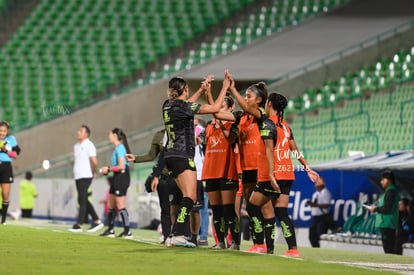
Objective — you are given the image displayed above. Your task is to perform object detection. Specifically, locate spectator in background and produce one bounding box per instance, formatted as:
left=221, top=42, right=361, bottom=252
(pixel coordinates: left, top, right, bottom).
left=19, top=171, right=38, bottom=218
left=395, top=198, right=410, bottom=255
left=369, top=170, right=400, bottom=254
left=307, top=177, right=334, bottom=248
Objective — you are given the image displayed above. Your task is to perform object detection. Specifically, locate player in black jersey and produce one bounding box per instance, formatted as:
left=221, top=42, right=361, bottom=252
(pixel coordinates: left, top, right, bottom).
left=162, top=72, right=230, bottom=247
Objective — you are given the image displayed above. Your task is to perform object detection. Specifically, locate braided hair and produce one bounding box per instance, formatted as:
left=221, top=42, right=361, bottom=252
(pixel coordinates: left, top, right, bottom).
left=268, top=93, right=288, bottom=126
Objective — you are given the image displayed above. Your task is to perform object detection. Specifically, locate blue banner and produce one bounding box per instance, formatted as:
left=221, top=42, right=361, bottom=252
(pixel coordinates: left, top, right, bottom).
left=288, top=170, right=381, bottom=227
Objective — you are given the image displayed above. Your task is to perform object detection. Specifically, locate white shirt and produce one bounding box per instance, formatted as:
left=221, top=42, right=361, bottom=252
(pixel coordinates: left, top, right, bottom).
left=194, top=144, right=204, bottom=181
left=73, top=138, right=97, bottom=180
left=311, top=188, right=332, bottom=216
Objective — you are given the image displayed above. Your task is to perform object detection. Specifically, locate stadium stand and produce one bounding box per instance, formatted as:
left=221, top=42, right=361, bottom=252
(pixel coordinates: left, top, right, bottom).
left=0, top=0, right=349, bottom=131
left=287, top=45, right=414, bottom=164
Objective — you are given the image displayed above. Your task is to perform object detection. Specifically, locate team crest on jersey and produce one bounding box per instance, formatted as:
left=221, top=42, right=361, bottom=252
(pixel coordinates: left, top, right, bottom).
left=209, top=134, right=223, bottom=148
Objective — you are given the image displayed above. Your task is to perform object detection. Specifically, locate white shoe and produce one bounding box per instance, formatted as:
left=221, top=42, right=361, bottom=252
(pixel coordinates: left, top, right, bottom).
left=87, top=221, right=104, bottom=233
left=171, top=236, right=196, bottom=248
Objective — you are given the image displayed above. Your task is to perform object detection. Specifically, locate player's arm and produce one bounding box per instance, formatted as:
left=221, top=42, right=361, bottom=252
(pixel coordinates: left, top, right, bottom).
left=197, top=72, right=230, bottom=114
left=289, top=139, right=319, bottom=182
left=217, top=120, right=237, bottom=144
left=227, top=73, right=262, bottom=119
left=89, top=156, right=98, bottom=175
left=264, top=139, right=280, bottom=193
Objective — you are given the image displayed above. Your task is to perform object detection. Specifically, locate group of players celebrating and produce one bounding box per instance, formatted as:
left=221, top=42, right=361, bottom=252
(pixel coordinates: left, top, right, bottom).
left=161, top=71, right=319, bottom=257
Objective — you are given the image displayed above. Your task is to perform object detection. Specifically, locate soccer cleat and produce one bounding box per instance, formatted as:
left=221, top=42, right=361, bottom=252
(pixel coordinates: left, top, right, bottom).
left=227, top=242, right=240, bottom=251
left=246, top=244, right=267, bottom=253
left=267, top=249, right=274, bottom=255
left=165, top=237, right=172, bottom=248
left=100, top=228, right=115, bottom=238
left=283, top=249, right=301, bottom=258
left=87, top=221, right=104, bottom=233
left=1, top=222, right=7, bottom=225
left=211, top=242, right=226, bottom=249
left=170, top=236, right=196, bottom=248
left=68, top=224, right=82, bottom=233
left=117, top=231, right=133, bottom=239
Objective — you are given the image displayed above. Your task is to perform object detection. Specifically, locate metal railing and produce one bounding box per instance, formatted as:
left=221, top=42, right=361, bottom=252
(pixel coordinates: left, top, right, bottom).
left=267, top=19, right=414, bottom=85
left=304, top=133, right=380, bottom=160
left=15, top=122, right=164, bottom=177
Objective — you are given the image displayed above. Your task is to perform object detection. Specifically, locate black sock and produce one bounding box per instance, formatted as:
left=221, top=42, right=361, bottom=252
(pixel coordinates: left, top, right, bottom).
left=173, top=197, right=194, bottom=236
left=211, top=205, right=225, bottom=243
left=264, top=217, right=276, bottom=252
left=108, top=208, right=116, bottom=230
left=275, top=207, right=297, bottom=250
left=191, top=234, right=197, bottom=245
left=119, top=208, right=130, bottom=232
left=223, top=204, right=240, bottom=245
left=246, top=202, right=264, bottom=245
left=2, top=201, right=9, bottom=223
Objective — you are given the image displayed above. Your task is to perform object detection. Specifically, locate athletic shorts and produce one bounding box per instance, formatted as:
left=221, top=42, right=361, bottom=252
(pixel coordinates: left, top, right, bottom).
left=165, top=157, right=196, bottom=178
left=169, top=180, right=204, bottom=211
left=0, top=162, right=13, bottom=183
left=255, top=180, right=293, bottom=197
left=204, top=178, right=238, bottom=192
left=109, top=168, right=130, bottom=197
left=241, top=169, right=257, bottom=185
left=236, top=180, right=243, bottom=197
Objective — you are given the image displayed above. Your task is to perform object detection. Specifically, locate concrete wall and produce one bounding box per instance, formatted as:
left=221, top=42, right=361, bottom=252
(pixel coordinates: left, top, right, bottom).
left=14, top=79, right=169, bottom=171
left=270, top=26, right=414, bottom=97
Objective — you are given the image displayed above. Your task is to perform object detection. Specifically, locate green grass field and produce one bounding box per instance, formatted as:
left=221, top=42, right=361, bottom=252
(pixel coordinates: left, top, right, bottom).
left=1, top=219, right=413, bottom=274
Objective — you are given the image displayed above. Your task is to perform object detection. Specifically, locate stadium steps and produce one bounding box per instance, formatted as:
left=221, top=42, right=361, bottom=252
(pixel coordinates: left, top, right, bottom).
left=0, top=0, right=39, bottom=46
left=0, top=0, right=349, bottom=132
left=288, top=45, right=414, bottom=164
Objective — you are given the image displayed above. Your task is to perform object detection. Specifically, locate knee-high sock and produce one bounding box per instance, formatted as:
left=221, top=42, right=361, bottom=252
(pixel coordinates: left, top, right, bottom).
left=119, top=208, right=130, bottom=232
left=264, top=217, right=276, bottom=251
left=108, top=208, right=116, bottom=230
left=2, top=201, right=9, bottom=223
left=223, top=204, right=240, bottom=245
left=246, top=202, right=264, bottom=245
left=275, top=207, right=297, bottom=250
left=173, top=197, right=194, bottom=236
left=211, top=205, right=225, bottom=243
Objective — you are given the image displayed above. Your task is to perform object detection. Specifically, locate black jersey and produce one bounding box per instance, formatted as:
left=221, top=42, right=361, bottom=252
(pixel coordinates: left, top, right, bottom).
left=162, top=99, right=201, bottom=159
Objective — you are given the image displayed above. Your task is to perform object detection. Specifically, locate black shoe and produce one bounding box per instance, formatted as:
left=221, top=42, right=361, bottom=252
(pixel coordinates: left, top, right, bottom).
left=267, top=249, right=274, bottom=255
left=117, top=231, right=133, bottom=239
left=100, top=228, right=115, bottom=237
left=68, top=224, right=82, bottom=233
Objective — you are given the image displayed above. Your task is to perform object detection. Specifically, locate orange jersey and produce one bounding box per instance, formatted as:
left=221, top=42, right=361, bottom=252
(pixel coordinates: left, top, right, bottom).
left=234, top=110, right=265, bottom=171
left=226, top=139, right=239, bottom=181
left=202, top=122, right=235, bottom=180
left=274, top=119, right=295, bottom=180
left=257, top=116, right=296, bottom=181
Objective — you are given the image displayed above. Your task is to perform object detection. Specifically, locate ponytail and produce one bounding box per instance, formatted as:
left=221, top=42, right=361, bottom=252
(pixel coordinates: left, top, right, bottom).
left=267, top=93, right=288, bottom=126
left=167, top=76, right=187, bottom=100
left=247, top=82, right=268, bottom=108
left=112, top=128, right=131, bottom=154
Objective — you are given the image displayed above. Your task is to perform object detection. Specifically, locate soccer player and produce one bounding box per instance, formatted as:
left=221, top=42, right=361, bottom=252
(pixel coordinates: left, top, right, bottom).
left=161, top=72, right=230, bottom=247
left=0, top=121, right=21, bottom=224
left=100, top=128, right=133, bottom=239
left=248, top=93, right=319, bottom=257
left=214, top=75, right=274, bottom=253
left=203, top=95, right=241, bottom=250
left=69, top=125, right=103, bottom=233
left=125, top=129, right=172, bottom=243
